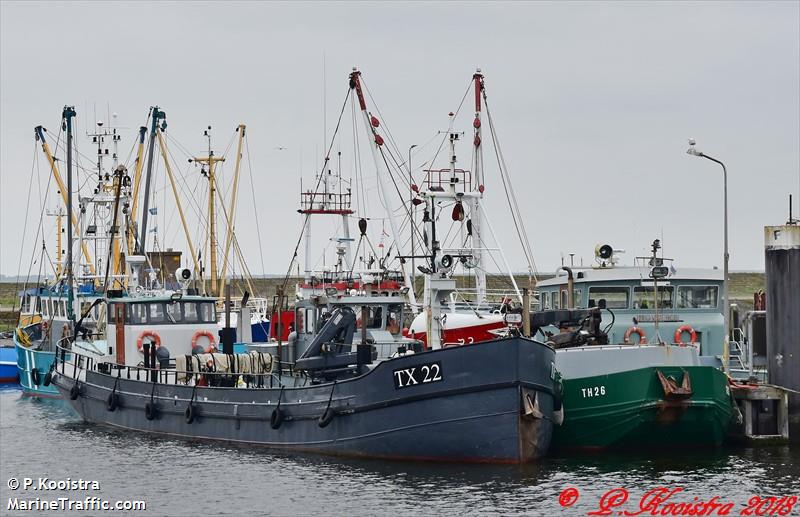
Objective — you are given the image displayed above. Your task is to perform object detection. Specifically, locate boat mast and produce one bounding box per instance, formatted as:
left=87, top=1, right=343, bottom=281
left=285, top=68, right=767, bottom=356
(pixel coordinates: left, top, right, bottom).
left=34, top=126, right=95, bottom=274
left=471, top=70, right=487, bottom=305
left=138, top=107, right=165, bottom=254
left=128, top=125, right=147, bottom=254
left=219, top=124, right=245, bottom=296
left=191, top=127, right=225, bottom=295
left=63, top=105, right=76, bottom=323
left=348, top=68, right=417, bottom=306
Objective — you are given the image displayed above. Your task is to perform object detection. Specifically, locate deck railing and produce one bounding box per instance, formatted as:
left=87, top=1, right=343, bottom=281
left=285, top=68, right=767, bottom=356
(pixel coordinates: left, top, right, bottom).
left=55, top=339, right=295, bottom=389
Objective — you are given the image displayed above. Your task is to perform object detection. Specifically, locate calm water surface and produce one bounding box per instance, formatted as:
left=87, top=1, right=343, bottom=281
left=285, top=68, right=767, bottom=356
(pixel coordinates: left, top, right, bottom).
left=1, top=387, right=798, bottom=516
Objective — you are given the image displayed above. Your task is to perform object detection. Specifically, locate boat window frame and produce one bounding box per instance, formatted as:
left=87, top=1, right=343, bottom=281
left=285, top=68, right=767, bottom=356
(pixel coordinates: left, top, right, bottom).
left=676, top=285, right=719, bottom=309
left=148, top=302, right=166, bottom=324
left=183, top=302, right=200, bottom=323
left=633, top=285, right=675, bottom=310
left=387, top=304, right=403, bottom=335
left=128, top=303, right=149, bottom=325
left=199, top=302, right=216, bottom=323
left=588, top=286, right=631, bottom=309
left=166, top=301, right=183, bottom=323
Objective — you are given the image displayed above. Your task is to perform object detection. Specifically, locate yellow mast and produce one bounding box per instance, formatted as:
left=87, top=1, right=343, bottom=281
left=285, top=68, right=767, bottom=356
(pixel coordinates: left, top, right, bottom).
left=156, top=129, right=202, bottom=280
left=218, top=124, right=245, bottom=297
left=128, top=126, right=148, bottom=253
left=192, top=151, right=224, bottom=295
left=34, top=126, right=95, bottom=275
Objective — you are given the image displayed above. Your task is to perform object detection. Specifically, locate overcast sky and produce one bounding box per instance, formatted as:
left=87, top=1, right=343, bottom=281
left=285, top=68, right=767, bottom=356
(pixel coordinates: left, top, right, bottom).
left=1, top=1, right=798, bottom=278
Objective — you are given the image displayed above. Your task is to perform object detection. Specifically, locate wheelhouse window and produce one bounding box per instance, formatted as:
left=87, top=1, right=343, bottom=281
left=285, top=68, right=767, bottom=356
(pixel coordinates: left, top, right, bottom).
left=677, top=286, right=719, bottom=309
left=166, top=302, right=183, bottom=323
left=149, top=303, right=165, bottom=323
left=633, top=286, right=674, bottom=309
left=552, top=291, right=559, bottom=310
left=184, top=302, right=199, bottom=322
left=80, top=302, right=93, bottom=320
left=557, top=289, right=582, bottom=309
left=355, top=306, right=384, bottom=329
left=199, top=302, right=216, bottom=323
left=303, top=308, right=315, bottom=334
left=388, top=305, right=402, bottom=335
left=129, top=303, right=148, bottom=324
left=588, top=286, right=630, bottom=309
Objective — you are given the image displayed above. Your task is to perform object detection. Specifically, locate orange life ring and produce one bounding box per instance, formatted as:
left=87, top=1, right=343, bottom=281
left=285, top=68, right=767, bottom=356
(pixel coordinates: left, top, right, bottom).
left=136, top=331, right=161, bottom=353
left=623, top=326, right=647, bottom=344
left=674, top=325, right=698, bottom=345
left=192, top=330, right=217, bottom=353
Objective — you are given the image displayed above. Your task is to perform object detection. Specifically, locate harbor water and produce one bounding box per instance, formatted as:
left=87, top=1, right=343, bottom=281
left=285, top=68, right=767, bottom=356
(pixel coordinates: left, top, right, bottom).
left=1, top=387, right=798, bottom=516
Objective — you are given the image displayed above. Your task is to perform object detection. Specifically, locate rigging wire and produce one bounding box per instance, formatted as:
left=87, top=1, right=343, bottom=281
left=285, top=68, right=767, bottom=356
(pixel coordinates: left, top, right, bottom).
left=279, top=84, right=353, bottom=293
left=244, top=135, right=267, bottom=278
left=12, top=141, right=42, bottom=319
left=483, top=94, right=539, bottom=280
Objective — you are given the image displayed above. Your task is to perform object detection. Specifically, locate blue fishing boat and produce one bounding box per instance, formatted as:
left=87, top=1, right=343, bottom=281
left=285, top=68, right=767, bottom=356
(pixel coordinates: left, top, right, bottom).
left=0, top=344, right=18, bottom=384
left=14, top=284, right=103, bottom=397
left=51, top=285, right=559, bottom=463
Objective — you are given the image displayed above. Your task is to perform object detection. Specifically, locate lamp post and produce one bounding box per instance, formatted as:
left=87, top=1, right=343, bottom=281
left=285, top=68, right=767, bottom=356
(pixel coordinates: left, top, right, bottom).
left=408, top=144, right=418, bottom=289
left=686, top=139, right=730, bottom=372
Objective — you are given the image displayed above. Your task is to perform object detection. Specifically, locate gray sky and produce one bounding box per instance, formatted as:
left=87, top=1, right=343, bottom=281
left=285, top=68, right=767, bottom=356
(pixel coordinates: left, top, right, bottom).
left=1, top=1, right=798, bottom=278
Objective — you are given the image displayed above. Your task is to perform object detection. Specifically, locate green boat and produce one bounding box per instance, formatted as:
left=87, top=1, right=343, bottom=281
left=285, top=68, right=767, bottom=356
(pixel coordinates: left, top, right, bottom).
left=538, top=241, right=737, bottom=451
left=552, top=344, right=734, bottom=451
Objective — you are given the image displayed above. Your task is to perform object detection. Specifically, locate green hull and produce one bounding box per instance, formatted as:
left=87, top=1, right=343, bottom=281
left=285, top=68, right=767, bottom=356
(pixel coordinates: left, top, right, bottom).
left=552, top=366, right=733, bottom=451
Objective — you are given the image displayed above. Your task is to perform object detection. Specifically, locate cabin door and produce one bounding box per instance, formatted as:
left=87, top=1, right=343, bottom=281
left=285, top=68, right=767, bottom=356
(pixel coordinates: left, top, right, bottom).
left=115, top=303, right=126, bottom=364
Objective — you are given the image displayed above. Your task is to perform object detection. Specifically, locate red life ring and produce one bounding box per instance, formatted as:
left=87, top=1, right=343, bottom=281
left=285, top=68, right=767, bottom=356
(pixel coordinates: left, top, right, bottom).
left=674, top=325, right=698, bottom=345
left=136, top=331, right=161, bottom=353
left=192, top=330, right=217, bottom=353
left=623, top=326, right=647, bottom=344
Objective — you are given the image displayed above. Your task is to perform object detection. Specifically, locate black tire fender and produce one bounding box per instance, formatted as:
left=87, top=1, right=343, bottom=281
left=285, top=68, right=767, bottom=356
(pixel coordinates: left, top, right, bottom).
left=43, top=371, right=52, bottom=386
left=145, top=402, right=157, bottom=421
left=318, top=408, right=336, bottom=428
left=31, top=368, right=41, bottom=386
left=69, top=383, right=80, bottom=400
left=106, top=392, right=119, bottom=412
left=270, top=407, right=284, bottom=429
left=184, top=403, right=195, bottom=424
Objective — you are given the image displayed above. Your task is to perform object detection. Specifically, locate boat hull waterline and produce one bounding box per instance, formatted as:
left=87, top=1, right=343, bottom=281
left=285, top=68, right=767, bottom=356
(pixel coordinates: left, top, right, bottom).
left=53, top=337, right=559, bottom=463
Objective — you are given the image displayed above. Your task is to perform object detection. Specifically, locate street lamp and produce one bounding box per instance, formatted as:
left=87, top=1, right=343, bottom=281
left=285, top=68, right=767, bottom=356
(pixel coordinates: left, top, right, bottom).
left=408, top=144, right=418, bottom=288
left=686, top=139, right=730, bottom=372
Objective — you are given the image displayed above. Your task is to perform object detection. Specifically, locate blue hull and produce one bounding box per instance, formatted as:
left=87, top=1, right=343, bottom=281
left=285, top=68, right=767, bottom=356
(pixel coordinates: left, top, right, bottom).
left=53, top=337, right=558, bottom=463
left=0, top=346, right=18, bottom=384
left=13, top=337, right=59, bottom=397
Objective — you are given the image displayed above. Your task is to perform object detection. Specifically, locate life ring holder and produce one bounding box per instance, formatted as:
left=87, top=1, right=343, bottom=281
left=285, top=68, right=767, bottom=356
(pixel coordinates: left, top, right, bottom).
left=674, top=325, right=698, bottom=345
left=192, top=330, right=217, bottom=353
left=136, top=331, right=161, bottom=353
left=623, top=326, right=647, bottom=344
